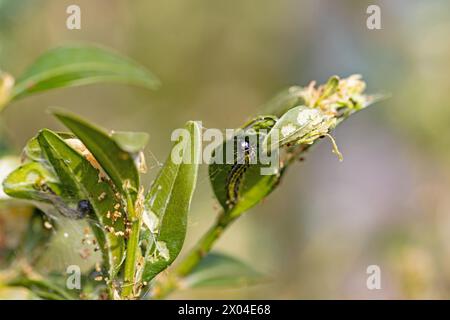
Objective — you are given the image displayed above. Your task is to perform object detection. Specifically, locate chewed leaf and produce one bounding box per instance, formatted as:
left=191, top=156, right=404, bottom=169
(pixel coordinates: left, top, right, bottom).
left=52, top=110, right=140, bottom=200
left=184, top=252, right=265, bottom=288
left=262, top=105, right=335, bottom=151
left=37, top=129, right=126, bottom=277
left=141, top=121, right=201, bottom=282
left=11, top=45, right=160, bottom=101
left=2, top=161, right=62, bottom=201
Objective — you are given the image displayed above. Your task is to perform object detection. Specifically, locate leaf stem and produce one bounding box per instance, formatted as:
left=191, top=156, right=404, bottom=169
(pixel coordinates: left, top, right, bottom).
left=152, top=211, right=235, bottom=299
left=121, top=195, right=142, bottom=299
left=152, top=113, right=355, bottom=299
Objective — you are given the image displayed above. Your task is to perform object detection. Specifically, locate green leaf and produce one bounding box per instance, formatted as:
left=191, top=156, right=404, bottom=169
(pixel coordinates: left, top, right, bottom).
left=184, top=252, right=264, bottom=288
left=0, top=155, right=21, bottom=200
left=262, top=105, right=336, bottom=151
left=37, top=129, right=126, bottom=277
left=111, top=131, right=149, bottom=153
left=2, top=132, right=81, bottom=202
left=141, top=121, right=201, bottom=282
left=52, top=110, right=140, bottom=199
left=11, top=45, right=160, bottom=101
left=2, top=161, right=62, bottom=202
left=23, top=132, right=75, bottom=162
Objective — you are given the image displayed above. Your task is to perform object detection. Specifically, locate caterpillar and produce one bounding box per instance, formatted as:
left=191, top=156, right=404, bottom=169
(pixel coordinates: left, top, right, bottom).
left=224, top=116, right=277, bottom=209
left=225, top=138, right=254, bottom=208
left=226, top=160, right=250, bottom=208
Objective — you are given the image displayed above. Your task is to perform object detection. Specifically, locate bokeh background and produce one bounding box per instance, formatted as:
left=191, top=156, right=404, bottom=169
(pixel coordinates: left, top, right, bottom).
left=1, top=0, right=450, bottom=299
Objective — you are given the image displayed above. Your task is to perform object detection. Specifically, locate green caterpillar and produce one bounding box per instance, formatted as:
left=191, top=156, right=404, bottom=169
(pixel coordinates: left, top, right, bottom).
left=225, top=144, right=251, bottom=208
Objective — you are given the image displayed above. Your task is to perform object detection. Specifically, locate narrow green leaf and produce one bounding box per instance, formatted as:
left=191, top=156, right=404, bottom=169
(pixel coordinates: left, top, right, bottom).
left=52, top=110, right=140, bottom=199
left=142, top=121, right=201, bottom=282
left=184, top=252, right=264, bottom=288
left=37, top=129, right=126, bottom=277
left=11, top=45, right=160, bottom=101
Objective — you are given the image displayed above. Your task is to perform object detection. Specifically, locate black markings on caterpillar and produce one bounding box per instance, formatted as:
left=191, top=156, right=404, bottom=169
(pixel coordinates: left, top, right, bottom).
left=225, top=139, right=251, bottom=208
left=226, top=162, right=249, bottom=208
left=224, top=115, right=277, bottom=209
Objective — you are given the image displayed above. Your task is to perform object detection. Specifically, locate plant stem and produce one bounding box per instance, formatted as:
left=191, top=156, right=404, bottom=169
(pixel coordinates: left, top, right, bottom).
left=178, top=213, right=234, bottom=276
left=151, top=145, right=311, bottom=299
left=152, top=211, right=235, bottom=299
left=121, top=195, right=141, bottom=299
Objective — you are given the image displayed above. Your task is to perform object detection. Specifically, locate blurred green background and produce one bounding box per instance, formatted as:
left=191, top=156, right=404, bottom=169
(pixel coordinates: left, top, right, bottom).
left=1, top=0, right=450, bottom=299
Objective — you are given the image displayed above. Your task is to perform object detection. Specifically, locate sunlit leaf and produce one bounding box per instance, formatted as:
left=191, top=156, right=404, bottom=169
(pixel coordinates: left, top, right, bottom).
left=0, top=155, right=21, bottom=200
left=37, top=129, right=126, bottom=277
left=11, top=45, right=160, bottom=101
left=52, top=110, right=140, bottom=199
left=141, top=121, right=201, bottom=282
left=2, top=161, right=62, bottom=202
left=262, top=105, right=336, bottom=152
